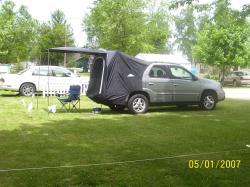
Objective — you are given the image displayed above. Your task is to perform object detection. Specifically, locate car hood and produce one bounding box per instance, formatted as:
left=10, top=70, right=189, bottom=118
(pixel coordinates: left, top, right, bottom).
left=199, top=77, right=221, bottom=87
left=0, top=74, right=20, bottom=84
left=1, top=73, right=19, bottom=79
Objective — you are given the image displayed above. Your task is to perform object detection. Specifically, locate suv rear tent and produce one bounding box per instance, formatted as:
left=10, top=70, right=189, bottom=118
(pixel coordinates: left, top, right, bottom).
left=48, top=47, right=151, bottom=107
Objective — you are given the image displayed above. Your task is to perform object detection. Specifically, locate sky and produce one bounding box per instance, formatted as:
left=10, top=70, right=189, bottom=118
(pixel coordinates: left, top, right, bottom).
left=10, top=0, right=94, bottom=47
left=7, top=0, right=250, bottom=47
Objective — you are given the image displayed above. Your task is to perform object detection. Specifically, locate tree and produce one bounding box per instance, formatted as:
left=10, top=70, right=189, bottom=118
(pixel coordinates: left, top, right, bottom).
left=37, top=10, right=74, bottom=66
left=83, top=0, right=171, bottom=55
left=173, top=2, right=212, bottom=62
left=174, top=5, right=196, bottom=62
left=192, top=0, right=250, bottom=81
left=170, top=0, right=198, bottom=9
left=51, top=10, right=66, bottom=25
left=0, top=1, right=38, bottom=64
left=146, top=0, right=171, bottom=53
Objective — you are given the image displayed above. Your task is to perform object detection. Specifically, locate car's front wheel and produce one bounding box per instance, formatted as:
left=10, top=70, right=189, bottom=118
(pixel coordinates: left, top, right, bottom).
left=20, top=83, right=36, bottom=96
left=128, top=94, right=149, bottom=114
left=233, top=80, right=238, bottom=87
left=200, top=91, right=217, bottom=110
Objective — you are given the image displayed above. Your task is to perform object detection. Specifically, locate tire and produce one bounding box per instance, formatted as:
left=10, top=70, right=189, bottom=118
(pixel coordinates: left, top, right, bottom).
left=128, top=94, right=149, bottom=114
left=233, top=80, right=237, bottom=87
left=200, top=91, right=217, bottom=110
left=220, top=80, right=224, bottom=87
left=20, top=83, right=36, bottom=96
left=109, top=105, right=125, bottom=112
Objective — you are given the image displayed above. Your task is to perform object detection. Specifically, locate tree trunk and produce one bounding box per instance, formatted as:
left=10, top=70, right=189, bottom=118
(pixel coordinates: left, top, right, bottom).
left=233, top=65, right=238, bottom=71
left=220, top=65, right=225, bottom=83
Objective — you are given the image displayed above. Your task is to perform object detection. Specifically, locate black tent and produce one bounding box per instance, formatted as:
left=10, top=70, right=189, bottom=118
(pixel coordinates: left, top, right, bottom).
left=49, top=47, right=152, bottom=107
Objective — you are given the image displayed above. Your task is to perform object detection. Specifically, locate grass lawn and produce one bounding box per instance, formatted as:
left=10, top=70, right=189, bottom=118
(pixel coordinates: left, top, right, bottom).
left=0, top=90, right=249, bottom=186
left=79, top=72, right=90, bottom=77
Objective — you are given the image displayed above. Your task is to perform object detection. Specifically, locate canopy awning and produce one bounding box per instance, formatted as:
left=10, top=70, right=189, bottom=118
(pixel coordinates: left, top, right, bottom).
left=48, top=47, right=107, bottom=56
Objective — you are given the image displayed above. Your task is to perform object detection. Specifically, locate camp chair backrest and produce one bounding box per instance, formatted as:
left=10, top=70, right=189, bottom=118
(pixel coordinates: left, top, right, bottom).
left=68, top=85, right=81, bottom=100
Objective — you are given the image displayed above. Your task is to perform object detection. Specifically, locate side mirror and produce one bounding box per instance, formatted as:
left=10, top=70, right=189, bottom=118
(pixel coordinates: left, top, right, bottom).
left=192, top=75, right=198, bottom=81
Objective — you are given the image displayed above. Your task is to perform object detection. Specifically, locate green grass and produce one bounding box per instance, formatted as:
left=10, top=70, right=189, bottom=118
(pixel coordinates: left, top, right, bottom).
left=79, top=72, right=90, bottom=77
left=0, top=90, right=249, bottom=186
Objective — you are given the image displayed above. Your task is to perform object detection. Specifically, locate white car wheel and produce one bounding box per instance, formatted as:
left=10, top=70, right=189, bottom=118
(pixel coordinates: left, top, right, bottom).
left=20, top=83, right=36, bottom=96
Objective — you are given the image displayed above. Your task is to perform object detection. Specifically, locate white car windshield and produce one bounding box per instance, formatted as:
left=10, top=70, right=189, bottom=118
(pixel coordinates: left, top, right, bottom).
left=18, top=67, right=30, bottom=75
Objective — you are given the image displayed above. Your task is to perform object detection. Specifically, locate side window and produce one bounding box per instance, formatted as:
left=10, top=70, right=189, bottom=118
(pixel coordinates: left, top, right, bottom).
left=53, top=69, right=71, bottom=77
left=149, top=65, right=169, bottom=78
left=170, top=66, right=192, bottom=80
left=32, top=68, right=52, bottom=76
left=230, top=72, right=235, bottom=76
left=235, top=72, right=244, bottom=76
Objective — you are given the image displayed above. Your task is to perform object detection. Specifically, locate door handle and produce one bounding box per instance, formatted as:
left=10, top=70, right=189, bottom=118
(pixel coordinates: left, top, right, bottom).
left=173, top=84, right=179, bottom=86
left=148, top=83, right=154, bottom=85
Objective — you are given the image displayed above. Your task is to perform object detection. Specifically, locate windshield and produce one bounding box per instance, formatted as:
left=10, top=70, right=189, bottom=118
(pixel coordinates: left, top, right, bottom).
left=235, top=72, right=244, bottom=76
left=243, top=71, right=250, bottom=76
left=17, top=67, right=30, bottom=75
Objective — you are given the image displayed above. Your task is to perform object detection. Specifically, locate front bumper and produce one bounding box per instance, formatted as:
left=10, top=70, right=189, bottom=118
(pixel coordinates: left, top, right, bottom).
left=240, top=80, right=250, bottom=85
left=217, top=89, right=225, bottom=101
left=0, top=85, right=18, bottom=91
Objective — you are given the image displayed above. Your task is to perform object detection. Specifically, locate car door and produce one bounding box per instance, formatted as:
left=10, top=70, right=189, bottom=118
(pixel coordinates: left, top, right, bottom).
left=51, top=68, right=76, bottom=88
left=224, top=72, right=237, bottom=84
left=31, top=67, right=52, bottom=91
left=144, top=65, right=173, bottom=103
left=169, top=65, right=201, bottom=102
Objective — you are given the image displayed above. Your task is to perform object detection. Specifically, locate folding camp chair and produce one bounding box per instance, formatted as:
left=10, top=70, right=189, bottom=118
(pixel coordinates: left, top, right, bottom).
left=57, top=85, right=81, bottom=111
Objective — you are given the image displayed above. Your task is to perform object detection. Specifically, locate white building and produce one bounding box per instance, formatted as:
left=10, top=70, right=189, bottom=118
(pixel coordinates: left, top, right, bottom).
left=135, top=53, right=192, bottom=70
left=0, top=64, right=12, bottom=74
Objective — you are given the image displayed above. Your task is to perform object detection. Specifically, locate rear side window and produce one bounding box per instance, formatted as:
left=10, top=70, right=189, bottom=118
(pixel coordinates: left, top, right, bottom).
left=53, top=69, right=72, bottom=77
left=243, top=71, right=250, bottom=76
left=149, top=65, right=169, bottom=78
left=32, top=68, right=52, bottom=76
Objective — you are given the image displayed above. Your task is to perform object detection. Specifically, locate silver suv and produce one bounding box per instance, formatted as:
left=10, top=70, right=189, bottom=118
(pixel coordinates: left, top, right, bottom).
left=48, top=47, right=225, bottom=114
left=127, top=63, right=225, bottom=114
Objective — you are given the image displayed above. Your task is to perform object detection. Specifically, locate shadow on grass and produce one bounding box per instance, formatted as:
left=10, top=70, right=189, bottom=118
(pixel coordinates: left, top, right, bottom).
left=50, top=105, right=203, bottom=115
left=0, top=102, right=249, bottom=187
left=0, top=92, right=20, bottom=97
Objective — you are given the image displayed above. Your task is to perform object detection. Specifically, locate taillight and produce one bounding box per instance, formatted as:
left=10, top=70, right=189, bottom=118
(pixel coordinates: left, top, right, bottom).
left=0, top=77, right=4, bottom=83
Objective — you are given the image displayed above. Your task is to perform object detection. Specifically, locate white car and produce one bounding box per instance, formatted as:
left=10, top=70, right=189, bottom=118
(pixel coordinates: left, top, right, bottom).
left=0, top=66, right=89, bottom=96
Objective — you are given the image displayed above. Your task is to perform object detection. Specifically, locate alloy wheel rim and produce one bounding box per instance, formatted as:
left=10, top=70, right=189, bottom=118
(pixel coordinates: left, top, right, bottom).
left=23, top=85, right=34, bottom=96
left=204, top=96, right=215, bottom=109
left=132, top=98, right=146, bottom=113
left=233, top=81, right=237, bottom=87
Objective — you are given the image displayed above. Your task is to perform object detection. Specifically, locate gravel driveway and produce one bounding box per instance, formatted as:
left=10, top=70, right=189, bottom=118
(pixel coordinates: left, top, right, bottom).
left=224, top=88, right=250, bottom=100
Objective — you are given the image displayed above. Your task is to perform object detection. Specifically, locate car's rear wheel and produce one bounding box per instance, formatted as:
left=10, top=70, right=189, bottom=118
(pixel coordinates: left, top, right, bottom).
left=20, top=83, right=36, bottom=96
left=128, top=94, right=149, bottom=114
left=200, top=91, right=217, bottom=110
left=233, top=80, right=237, bottom=87
left=109, top=105, right=125, bottom=112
